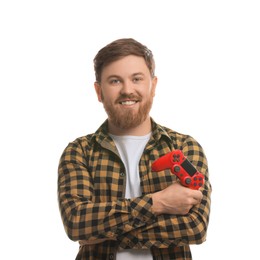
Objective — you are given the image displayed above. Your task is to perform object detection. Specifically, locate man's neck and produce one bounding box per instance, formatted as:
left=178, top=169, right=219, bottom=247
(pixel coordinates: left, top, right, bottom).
left=108, top=117, right=152, bottom=136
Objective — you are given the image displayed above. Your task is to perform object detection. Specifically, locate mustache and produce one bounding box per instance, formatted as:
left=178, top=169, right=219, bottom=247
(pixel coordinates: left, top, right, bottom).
left=115, top=93, right=141, bottom=103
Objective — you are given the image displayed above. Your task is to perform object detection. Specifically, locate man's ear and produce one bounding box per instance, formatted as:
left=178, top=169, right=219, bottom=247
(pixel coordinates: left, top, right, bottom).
left=94, top=82, right=102, bottom=102
left=151, top=76, right=158, bottom=97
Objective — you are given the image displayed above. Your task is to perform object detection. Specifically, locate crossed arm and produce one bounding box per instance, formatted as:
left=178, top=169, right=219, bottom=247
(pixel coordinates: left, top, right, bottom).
left=58, top=138, right=211, bottom=248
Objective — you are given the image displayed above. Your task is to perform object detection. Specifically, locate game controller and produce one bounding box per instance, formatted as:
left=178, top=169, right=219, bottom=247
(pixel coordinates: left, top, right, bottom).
left=151, top=150, right=204, bottom=190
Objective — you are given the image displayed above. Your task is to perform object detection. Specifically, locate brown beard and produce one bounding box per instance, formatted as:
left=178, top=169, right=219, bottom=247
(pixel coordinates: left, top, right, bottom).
left=101, top=93, right=153, bottom=129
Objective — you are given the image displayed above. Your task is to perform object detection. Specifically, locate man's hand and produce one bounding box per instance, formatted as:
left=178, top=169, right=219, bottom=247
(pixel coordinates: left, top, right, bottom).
left=151, top=182, right=203, bottom=216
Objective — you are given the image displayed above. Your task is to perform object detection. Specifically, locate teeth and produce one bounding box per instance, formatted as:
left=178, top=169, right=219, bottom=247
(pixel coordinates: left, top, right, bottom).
left=121, top=101, right=137, bottom=105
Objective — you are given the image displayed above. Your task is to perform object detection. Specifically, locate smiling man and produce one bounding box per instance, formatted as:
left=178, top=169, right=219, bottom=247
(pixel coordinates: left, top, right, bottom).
left=58, top=38, right=211, bottom=260
left=94, top=54, right=156, bottom=135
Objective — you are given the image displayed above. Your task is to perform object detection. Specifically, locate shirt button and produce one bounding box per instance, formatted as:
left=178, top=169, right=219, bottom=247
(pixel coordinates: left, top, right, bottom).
left=120, top=172, right=125, bottom=177
left=109, top=253, right=114, bottom=259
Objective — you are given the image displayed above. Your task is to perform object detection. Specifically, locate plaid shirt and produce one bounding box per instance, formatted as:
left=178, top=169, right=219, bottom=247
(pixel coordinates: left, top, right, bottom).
left=58, top=119, right=211, bottom=260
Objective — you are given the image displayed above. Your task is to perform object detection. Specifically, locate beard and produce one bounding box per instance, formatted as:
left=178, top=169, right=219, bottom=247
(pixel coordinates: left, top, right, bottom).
left=101, top=92, right=153, bottom=130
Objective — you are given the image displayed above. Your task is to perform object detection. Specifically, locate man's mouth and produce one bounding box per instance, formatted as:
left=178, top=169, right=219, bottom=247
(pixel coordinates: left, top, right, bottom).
left=119, top=100, right=138, bottom=105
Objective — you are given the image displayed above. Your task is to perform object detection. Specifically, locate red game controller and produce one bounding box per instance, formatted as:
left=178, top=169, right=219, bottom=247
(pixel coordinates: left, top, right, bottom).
left=152, top=150, right=204, bottom=190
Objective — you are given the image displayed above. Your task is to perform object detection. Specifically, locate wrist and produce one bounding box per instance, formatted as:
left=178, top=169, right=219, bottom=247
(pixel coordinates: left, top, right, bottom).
left=151, top=191, right=163, bottom=216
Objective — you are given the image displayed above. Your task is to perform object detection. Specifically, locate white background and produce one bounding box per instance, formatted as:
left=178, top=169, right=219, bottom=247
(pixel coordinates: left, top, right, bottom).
left=1, top=0, right=259, bottom=259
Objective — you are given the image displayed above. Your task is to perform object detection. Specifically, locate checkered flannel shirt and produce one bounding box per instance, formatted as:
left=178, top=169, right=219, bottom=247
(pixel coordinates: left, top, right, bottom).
left=58, top=119, right=211, bottom=260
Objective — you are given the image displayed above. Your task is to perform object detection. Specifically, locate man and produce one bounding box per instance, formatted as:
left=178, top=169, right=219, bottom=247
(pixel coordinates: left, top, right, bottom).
left=58, top=38, right=211, bottom=260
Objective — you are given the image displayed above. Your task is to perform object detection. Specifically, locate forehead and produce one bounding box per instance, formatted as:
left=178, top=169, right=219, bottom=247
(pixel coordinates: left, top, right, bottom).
left=101, top=55, right=150, bottom=79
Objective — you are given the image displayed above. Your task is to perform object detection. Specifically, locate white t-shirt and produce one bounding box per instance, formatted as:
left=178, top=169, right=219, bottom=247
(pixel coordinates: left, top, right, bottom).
left=110, top=133, right=153, bottom=260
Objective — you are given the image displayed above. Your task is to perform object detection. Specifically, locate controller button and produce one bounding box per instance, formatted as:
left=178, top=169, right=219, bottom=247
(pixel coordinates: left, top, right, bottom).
left=185, top=178, right=191, bottom=184
left=173, top=154, right=180, bottom=162
left=174, top=166, right=180, bottom=172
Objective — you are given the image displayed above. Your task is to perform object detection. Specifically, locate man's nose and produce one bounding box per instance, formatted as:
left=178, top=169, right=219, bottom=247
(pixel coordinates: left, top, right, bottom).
left=120, top=80, right=134, bottom=95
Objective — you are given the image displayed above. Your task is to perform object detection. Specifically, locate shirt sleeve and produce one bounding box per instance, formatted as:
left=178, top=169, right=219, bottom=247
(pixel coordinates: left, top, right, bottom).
left=58, top=141, right=156, bottom=243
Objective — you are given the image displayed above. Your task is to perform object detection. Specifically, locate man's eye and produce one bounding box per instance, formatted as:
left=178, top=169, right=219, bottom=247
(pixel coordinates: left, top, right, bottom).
left=133, top=77, right=143, bottom=83
left=110, top=79, right=121, bottom=84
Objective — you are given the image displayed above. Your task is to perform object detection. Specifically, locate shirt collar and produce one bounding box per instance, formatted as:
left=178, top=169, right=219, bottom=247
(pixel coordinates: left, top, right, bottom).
left=92, top=118, right=172, bottom=151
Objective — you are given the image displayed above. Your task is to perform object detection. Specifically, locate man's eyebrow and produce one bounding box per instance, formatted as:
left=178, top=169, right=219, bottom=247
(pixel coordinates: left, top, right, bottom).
left=106, top=72, right=145, bottom=79
left=132, top=72, right=145, bottom=76
left=107, top=74, right=121, bottom=79
left=105, top=75, right=122, bottom=82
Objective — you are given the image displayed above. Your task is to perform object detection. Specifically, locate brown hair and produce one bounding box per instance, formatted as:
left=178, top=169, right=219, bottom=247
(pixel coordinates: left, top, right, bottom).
left=93, top=38, right=155, bottom=83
